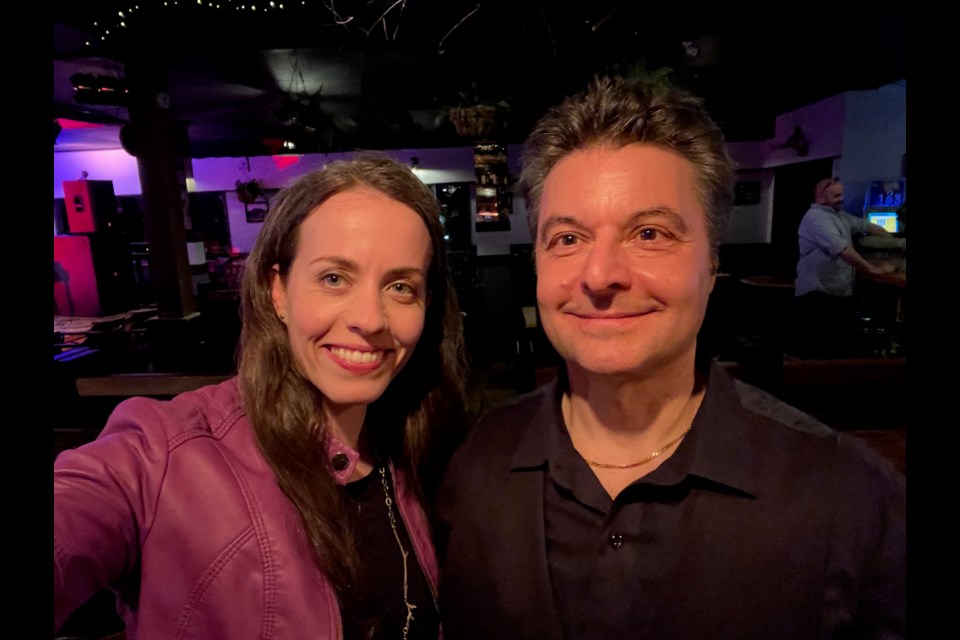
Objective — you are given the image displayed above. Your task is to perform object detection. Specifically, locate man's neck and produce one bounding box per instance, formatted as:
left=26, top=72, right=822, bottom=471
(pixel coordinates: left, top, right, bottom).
left=561, top=349, right=707, bottom=495
left=562, top=348, right=704, bottom=442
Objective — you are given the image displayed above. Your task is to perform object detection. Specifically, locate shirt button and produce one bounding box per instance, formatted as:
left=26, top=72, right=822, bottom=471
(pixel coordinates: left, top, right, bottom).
left=331, top=453, right=350, bottom=471
left=609, top=534, right=624, bottom=549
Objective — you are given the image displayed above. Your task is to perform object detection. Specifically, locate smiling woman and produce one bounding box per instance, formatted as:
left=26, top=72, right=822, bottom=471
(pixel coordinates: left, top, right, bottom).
left=54, top=152, right=468, bottom=640
left=269, top=188, right=433, bottom=416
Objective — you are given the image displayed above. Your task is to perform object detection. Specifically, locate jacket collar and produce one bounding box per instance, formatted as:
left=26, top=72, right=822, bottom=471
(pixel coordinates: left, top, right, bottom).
left=324, top=436, right=361, bottom=486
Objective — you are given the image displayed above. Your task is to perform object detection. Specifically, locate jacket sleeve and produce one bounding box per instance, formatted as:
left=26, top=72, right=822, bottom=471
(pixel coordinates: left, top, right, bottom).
left=53, top=397, right=173, bottom=633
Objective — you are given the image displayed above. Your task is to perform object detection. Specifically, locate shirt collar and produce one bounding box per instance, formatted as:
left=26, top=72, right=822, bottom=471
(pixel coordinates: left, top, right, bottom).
left=812, top=203, right=840, bottom=215
left=510, top=359, right=761, bottom=497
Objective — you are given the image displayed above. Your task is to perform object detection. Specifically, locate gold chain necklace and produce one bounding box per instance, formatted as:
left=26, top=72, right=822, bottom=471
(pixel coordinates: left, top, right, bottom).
left=378, top=465, right=417, bottom=640
left=581, top=425, right=693, bottom=469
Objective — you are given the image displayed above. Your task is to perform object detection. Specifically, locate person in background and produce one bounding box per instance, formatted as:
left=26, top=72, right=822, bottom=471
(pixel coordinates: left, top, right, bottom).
left=794, top=178, right=897, bottom=357
left=434, top=76, right=905, bottom=640
left=55, top=152, right=467, bottom=640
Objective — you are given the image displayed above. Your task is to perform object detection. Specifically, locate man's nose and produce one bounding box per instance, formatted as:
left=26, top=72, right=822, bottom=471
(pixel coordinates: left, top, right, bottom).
left=581, top=239, right=631, bottom=293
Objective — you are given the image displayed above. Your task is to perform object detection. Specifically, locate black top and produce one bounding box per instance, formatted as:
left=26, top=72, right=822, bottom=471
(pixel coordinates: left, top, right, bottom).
left=435, top=360, right=906, bottom=640
left=343, top=466, right=439, bottom=640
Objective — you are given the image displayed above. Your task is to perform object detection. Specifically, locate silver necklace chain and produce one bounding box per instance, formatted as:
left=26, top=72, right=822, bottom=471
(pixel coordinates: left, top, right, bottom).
left=378, top=465, right=416, bottom=640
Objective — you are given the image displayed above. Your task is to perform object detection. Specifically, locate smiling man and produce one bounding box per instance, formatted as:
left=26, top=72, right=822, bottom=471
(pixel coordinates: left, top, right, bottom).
left=435, top=77, right=905, bottom=640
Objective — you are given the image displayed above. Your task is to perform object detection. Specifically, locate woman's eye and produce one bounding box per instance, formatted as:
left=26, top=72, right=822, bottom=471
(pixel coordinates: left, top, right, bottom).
left=321, top=273, right=343, bottom=286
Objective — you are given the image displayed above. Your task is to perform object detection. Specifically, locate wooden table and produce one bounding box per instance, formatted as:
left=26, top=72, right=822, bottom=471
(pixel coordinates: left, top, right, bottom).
left=739, top=274, right=796, bottom=289
left=860, top=271, right=906, bottom=289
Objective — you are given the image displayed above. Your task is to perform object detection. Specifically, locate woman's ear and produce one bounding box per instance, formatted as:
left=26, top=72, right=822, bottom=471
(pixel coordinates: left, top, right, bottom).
left=271, top=265, right=288, bottom=323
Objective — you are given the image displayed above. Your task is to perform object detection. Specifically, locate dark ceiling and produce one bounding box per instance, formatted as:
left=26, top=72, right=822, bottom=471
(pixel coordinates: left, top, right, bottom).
left=54, top=1, right=907, bottom=159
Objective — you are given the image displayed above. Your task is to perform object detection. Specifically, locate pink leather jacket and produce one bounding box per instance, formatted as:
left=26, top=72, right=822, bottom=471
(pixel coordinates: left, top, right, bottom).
left=54, top=378, right=440, bottom=639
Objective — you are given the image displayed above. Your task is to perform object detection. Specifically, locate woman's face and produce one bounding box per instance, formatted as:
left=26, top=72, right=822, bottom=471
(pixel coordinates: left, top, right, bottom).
left=272, top=188, right=432, bottom=412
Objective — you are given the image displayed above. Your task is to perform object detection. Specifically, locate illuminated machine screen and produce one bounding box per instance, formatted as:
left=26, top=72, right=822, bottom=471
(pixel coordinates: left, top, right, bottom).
left=867, top=212, right=900, bottom=233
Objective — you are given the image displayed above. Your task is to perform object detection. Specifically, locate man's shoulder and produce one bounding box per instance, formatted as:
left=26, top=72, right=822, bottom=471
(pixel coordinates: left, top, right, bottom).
left=445, top=383, right=555, bottom=478
left=729, top=378, right=904, bottom=493
left=466, top=384, right=553, bottom=451
left=799, top=205, right=836, bottom=225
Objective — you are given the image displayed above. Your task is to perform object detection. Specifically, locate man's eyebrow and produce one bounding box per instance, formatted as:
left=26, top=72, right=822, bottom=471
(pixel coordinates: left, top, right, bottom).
left=627, top=208, right=690, bottom=234
left=538, top=209, right=691, bottom=242
left=538, top=216, right=580, bottom=243
left=386, top=266, right=428, bottom=280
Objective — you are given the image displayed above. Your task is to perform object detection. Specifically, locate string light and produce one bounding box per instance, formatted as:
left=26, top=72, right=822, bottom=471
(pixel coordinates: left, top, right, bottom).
left=84, top=0, right=302, bottom=43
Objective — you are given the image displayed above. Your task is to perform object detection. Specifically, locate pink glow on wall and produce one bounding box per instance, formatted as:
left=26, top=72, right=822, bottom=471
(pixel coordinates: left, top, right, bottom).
left=271, top=155, right=301, bottom=171
left=58, top=118, right=105, bottom=130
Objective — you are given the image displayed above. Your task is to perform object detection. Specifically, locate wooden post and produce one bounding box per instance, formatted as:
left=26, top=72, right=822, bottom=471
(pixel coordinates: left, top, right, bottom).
left=123, top=55, right=196, bottom=319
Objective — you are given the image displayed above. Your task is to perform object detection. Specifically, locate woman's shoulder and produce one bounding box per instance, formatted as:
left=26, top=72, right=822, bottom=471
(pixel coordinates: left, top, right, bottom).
left=106, top=377, right=248, bottom=443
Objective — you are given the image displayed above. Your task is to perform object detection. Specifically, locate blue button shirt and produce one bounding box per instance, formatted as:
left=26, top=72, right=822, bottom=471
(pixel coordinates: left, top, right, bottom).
left=795, top=204, right=869, bottom=297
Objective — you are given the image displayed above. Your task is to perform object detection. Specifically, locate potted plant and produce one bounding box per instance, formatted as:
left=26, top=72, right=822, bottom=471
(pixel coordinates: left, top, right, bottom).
left=235, top=178, right=266, bottom=205
left=436, top=82, right=514, bottom=141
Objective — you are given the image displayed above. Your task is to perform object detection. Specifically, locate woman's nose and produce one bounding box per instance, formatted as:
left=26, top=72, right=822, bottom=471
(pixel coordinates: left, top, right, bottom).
left=345, top=287, right=388, bottom=335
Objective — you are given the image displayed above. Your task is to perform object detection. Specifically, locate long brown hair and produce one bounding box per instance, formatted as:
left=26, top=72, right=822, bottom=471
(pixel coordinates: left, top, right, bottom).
left=237, top=151, right=467, bottom=599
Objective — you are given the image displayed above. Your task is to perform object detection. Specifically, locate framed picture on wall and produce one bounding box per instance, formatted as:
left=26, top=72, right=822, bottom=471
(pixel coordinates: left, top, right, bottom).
left=244, top=189, right=278, bottom=223
left=734, top=181, right=762, bottom=206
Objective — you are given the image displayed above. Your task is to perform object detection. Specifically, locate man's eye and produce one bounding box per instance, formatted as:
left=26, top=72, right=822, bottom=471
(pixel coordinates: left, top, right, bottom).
left=638, top=228, right=660, bottom=241
left=391, top=283, right=414, bottom=294
left=559, top=234, right=578, bottom=246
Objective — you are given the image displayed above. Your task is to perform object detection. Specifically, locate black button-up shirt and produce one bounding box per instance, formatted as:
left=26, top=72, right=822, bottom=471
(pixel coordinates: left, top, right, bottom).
left=437, top=361, right=906, bottom=640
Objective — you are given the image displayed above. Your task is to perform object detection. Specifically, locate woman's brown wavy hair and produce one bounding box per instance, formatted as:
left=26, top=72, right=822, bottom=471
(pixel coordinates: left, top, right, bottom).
left=237, top=151, right=467, bottom=600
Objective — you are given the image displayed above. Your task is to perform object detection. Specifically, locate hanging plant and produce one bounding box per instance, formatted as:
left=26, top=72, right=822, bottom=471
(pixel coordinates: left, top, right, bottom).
left=435, top=82, right=514, bottom=141
left=235, top=178, right=266, bottom=205
left=606, top=59, right=674, bottom=94
left=274, top=86, right=353, bottom=153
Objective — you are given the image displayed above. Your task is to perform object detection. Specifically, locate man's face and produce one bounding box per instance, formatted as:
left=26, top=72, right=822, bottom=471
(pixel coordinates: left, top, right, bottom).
left=534, top=144, right=716, bottom=380
left=819, top=183, right=844, bottom=211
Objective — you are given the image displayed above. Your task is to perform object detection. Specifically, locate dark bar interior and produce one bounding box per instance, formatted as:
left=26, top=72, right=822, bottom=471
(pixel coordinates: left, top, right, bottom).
left=54, top=5, right=906, bottom=639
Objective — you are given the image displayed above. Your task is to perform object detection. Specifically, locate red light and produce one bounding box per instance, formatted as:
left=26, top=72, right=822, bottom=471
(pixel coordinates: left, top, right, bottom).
left=58, top=119, right=105, bottom=130
left=271, top=155, right=301, bottom=170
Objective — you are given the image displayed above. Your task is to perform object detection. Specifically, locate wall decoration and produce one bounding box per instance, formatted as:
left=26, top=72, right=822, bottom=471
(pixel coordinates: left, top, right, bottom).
left=244, top=189, right=278, bottom=224
left=734, top=180, right=762, bottom=206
